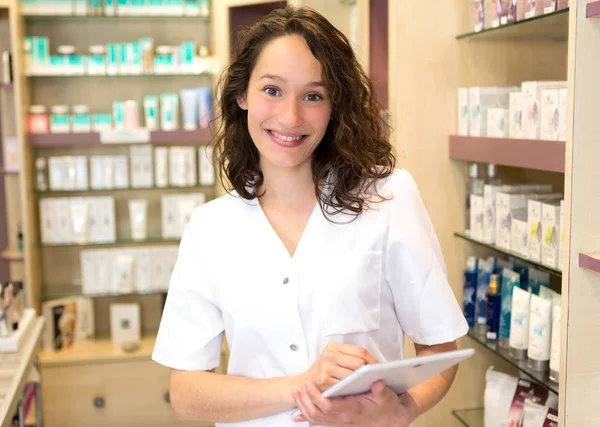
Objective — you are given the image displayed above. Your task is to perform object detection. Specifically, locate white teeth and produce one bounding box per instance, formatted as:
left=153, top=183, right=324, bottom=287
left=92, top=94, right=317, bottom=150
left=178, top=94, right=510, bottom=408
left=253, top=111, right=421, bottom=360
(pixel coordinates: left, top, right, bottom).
left=271, top=131, right=304, bottom=142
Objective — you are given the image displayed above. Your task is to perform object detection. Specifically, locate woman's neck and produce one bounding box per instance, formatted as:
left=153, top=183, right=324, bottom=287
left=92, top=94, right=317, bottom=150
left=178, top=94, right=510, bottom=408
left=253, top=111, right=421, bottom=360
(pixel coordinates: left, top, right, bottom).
left=258, top=159, right=316, bottom=209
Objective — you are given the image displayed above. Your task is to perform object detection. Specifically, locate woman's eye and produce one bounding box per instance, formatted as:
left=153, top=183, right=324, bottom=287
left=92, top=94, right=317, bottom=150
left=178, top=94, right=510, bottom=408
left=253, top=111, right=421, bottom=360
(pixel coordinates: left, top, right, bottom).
left=305, top=93, right=323, bottom=102
left=264, top=87, right=280, bottom=96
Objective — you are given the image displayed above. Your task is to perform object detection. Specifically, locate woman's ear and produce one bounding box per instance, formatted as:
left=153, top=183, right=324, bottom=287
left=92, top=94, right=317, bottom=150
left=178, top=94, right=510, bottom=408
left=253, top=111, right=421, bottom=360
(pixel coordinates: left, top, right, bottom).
left=236, top=96, right=248, bottom=110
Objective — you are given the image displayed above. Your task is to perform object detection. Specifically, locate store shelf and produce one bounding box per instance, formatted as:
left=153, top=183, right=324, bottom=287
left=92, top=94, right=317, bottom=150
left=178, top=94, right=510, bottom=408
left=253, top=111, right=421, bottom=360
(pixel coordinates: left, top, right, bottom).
left=24, top=71, right=212, bottom=78
left=29, top=128, right=212, bottom=147
left=37, top=183, right=213, bottom=196
left=0, top=83, right=13, bottom=89
left=42, top=285, right=167, bottom=301
left=452, top=408, right=484, bottom=427
left=454, top=232, right=562, bottom=276
left=587, top=1, right=600, bottom=18
left=466, top=329, right=558, bottom=395
left=449, top=135, right=565, bottom=173
left=23, top=13, right=209, bottom=19
left=456, top=8, right=569, bottom=41
left=0, top=251, right=24, bottom=262
left=38, top=334, right=157, bottom=367
left=579, top=252, right=600, bottom=273
left=41, top=236, right=180, bottom=249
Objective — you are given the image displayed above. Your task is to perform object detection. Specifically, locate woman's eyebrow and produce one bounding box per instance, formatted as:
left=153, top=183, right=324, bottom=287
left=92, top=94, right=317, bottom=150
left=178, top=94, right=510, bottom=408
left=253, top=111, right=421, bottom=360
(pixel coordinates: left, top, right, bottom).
left=259, top=74, right=325, bottom=88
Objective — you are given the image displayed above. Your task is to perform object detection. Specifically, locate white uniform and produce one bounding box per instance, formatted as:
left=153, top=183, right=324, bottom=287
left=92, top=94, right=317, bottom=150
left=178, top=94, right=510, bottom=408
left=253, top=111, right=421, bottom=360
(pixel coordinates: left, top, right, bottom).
left=152, top=169, right=468, bottom=427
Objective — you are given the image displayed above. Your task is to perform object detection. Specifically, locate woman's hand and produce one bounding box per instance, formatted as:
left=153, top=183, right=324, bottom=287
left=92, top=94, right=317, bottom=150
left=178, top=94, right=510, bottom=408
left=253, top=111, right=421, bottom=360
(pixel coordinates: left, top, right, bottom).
left=297, top=342, right=379, bottom=392
left=292, top=380, right=418, bottom=427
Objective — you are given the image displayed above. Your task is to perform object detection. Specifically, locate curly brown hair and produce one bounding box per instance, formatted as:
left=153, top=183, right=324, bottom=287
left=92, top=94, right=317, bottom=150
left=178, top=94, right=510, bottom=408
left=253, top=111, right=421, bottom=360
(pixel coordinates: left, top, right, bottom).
left=212, top=5, right=395, bottom=219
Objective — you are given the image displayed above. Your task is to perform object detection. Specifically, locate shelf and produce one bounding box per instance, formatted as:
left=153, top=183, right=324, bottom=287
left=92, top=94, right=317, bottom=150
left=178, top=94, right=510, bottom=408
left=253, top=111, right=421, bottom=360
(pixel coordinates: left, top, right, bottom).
left=25, top=71, right=212, bottom=78
left=456, top=8, right=569, bottom=41
left=454, top=232, right=562, bottom=276
left=41, top=236, right=180, bottom=249
left=452, top=408, right=484, bottom=427
left=587, top=1, right=600, bottom=17
left=42, top=286, right=167, bottom=301
left=449, top=135, right=565, bottom=173
left=37, top=184, right=213, bottom=196
left=38, top=334, right=157, bottom=367
left=29, top=128, right=212, bottom=147
left=0, top=83, right=13, bottom=89
left=23, top=13, right=209, bottom=19
left=579, top=252, right=600, bottom=273
left=466, top=329, right=558, bottom=395
left=0, top=251, right=24, bottom=262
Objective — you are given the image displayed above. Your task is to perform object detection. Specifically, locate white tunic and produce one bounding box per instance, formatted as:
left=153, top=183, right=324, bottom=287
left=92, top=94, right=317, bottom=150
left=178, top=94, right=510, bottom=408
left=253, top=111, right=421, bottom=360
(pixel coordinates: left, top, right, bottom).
left=152, top=169, right=468, bottom=427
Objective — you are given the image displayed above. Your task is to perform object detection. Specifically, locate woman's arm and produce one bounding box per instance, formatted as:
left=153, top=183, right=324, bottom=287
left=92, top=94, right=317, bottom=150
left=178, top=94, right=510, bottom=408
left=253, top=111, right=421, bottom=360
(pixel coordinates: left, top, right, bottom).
left=170, top=369, right=302, bottom=422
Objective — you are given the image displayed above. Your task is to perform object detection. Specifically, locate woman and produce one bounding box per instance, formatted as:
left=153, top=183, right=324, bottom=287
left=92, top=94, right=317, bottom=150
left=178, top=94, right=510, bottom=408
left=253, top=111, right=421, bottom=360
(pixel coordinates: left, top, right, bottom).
left=152, top=5, right=468, bottom=427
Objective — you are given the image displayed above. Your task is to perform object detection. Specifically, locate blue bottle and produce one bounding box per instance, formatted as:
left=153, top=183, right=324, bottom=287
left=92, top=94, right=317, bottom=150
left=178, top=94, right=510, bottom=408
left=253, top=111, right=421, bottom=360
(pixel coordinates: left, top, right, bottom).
left=463, top=256, right=478, bottom=328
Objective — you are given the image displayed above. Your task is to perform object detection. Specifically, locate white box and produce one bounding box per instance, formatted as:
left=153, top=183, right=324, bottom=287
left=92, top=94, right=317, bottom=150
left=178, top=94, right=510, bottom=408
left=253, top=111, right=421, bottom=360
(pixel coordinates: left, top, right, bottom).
left=511, top=214, right=529, bottom=258
left=528, top=199, right=544, bottom=263
left=483, top=185, right=521, bottom=244
left=110, top=303, right=141, bottom=344
left=486, top=108, right=509, bottom=138
left=558, top=88, right=568, bottom=141
left=113, top=156, right=129, bottom=189
left=541, top=201, right=561, bottom=268
left=154, top=147, right=169, bottom=188
left=75, top=156, right=88, bottom=190
left=509, top=91, right=523, bottom=139
left=90, top=156, right=107, bottom=190
left=161, top=194, right=179, bottom=239
left=149, top=248, right=169, bottom=291
left=134, top=249, right=151, bottom=292
left=496, top=193, right=529, bottom=251
left=540, top=89, right=559, bottom=140
left=2, top=137, right=20, bottom=173
left=183, top=147, right=197, bottom=186
left=55, top=198, right=73, bottom=244
left=94, top=250, right=111, bottom=294
left=86, top=198, right=101, bottom=243
left=559, top=200, right=565, bottom=271
left=198, top=146, right=215, bottom=186
left=521, top=81, right=564, bottom=140
left=130, top=145, right=153, bottom=188
left=112, top=251, right=135, bottom=293
left=48, top=157, right=65, bottom=191
left=470, top=195, right=484, bottom=240
left=39, top=198, right=56, bottom=245
left=469, top=87, right=516, bottom=137
left=100, top=197, right=116, bottom=242
left=80, top=250, right=98, bottom=295
left=169, top=147, right=187, bottom=187
left=458, top=88, right=469, bottom=136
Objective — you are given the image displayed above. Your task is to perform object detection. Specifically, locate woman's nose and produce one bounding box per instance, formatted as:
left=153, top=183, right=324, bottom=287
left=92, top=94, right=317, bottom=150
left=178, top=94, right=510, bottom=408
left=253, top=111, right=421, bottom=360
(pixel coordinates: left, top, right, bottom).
left=277, top=98, right=302, bottom=128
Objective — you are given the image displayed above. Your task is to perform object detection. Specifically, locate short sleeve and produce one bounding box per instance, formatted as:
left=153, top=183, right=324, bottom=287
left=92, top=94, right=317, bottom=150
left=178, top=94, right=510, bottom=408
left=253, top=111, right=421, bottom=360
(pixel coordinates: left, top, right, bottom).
left=384, top=170, right=468, bottom=345
left=152, top=208, right=225, bottom=371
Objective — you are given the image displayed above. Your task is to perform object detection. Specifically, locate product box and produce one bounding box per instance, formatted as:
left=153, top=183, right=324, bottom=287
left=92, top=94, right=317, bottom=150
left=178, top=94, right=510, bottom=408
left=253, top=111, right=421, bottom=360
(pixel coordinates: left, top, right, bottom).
left=110, top=303, right=141, bottom=344
left=39, top=198, right=56, bottom=245
left=517, top=0, right=534, bottom=20
left=509, top=91, right=523, bottom=138
left=469, top=87, right=516, bottom=137
left=540, top=89, right=559, bottom=140
left=556, top=0, right=569, bottom=11
left=487, top=108, right=509, bottom=138
left=72, top=113, right=91, bottom=133
left=90, top=156, right=109, bottom=189
left=113, top=156, right=129, bottom=189
left=496, top=192, right=529, bottom=251
left=130, top=145, right=153, bottom=188
left=558, top=88, right=568, bottom=141
left=75, top=156, right=88, bottom=190
left=501, top=0, right=517, bottom=24
left=541, top=201, right=561, bottom=269
left=535, top=0, right=555, bottom=17
left=93, top=114, right=112, bottom=132
left=42, top=297, right=94, bottom=351
left=511, top=210, right=529, bottom=258
left=527, top=194, right=562, bottom=263
left=484, top=0, right=496, bottom=28
left=483, top=185, right=521, bottom=244
left=100, top=197, right=116, bottom=243
left=198, top=145, right=215, bottom=186
left=470, top=195, right=484, bottom=240
left=521, top=81, right=564, bottom=140
left=80, top=250, right=98, bottom=295
left=50, top=113, right=70, bottom=133
left=470, top=0, right=485, bottom=33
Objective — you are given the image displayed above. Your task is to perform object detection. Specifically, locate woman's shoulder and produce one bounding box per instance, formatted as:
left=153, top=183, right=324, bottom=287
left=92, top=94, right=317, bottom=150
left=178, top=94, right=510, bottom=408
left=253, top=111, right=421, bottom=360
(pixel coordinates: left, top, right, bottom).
left=371, top=168, right=420, bottom=202
left=188, top=192, right=246, bottom=230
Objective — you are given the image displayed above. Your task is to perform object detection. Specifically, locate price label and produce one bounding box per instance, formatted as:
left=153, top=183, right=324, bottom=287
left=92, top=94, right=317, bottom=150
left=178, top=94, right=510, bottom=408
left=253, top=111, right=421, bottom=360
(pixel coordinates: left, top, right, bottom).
left=100, top=128, right=151, bottom=144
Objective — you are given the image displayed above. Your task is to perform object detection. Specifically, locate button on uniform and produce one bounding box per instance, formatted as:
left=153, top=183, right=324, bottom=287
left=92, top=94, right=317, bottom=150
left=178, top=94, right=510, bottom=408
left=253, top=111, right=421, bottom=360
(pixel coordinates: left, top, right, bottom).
left=283, top=277, right=289, bottom=284
left=290, top=344, right=298, bottom=351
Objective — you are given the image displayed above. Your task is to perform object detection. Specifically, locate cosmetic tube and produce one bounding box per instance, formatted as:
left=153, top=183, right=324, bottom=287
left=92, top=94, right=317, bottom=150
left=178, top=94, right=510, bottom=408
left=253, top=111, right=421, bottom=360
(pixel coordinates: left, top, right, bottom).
left=144, top=95, right=159, bottom=130
left=69, top=200, right=89, bottom=244
left=509, top=286, right=531, bottom=360
left=528, top=294, right=552, bottom=371
left=499, top=268, right=520, bottom=348
left=128, top=200, right=148, bottom=241
left=113, top=254, right=135, bottom=293
left=180, top=88, right=198, bottom=130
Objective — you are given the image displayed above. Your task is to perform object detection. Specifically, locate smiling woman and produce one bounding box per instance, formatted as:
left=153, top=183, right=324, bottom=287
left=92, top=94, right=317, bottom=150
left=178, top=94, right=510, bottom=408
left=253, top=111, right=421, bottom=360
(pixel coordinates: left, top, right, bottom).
left=152, top=5, right=468, bottom=427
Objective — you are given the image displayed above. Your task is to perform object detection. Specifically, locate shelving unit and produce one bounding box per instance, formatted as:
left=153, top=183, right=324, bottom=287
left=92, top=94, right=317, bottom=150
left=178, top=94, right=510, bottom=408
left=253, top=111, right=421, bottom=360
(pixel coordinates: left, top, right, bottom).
left=29, top=128, right=212, bottom=146
left=586, top=1, right=600, bottom=17
left=454, top=232, right=562, bottom=276
left=451, top=407, right=484, bottom=427
left=448, top=135, right=565, bottom=173
left=0, top=251, right=24, bottom=262
left=37, top=184, right=214, bottom=196
left=578, top=252, right=600, bottom=273
left=25, top=71, right=212, bottom=77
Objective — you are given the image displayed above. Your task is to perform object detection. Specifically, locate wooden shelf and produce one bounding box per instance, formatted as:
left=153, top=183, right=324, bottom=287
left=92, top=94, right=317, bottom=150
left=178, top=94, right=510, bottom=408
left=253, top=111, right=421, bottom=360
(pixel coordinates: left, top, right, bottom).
left=587, top=1, right=600, bottom=17
left=0, top=251, right=24, bottom=262
left=449, top=135, right=566, bottom=173
left=38, top=335, right=157, bottom=367
left=29, top=128, right=212, bottom=147
left=456, top=8, right=569, bottom=41
left=579, top=252, right=600, bottom=273
left=41, top=286, right=167, bottom=301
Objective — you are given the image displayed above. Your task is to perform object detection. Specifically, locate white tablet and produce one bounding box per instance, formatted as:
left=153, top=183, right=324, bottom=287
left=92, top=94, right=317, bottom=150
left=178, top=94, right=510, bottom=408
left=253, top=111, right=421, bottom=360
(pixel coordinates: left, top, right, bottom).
left=290, top=348, right=474, bottom=418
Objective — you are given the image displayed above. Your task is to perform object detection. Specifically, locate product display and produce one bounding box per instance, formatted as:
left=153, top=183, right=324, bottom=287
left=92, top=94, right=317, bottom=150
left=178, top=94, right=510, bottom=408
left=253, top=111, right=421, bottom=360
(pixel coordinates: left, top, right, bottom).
left=0, top=282, right=25, bottom=337
left=161, top=192, right=206, bottom=238
left=463, top=256, right=478, bottom=328
left=109, top=303, right=141, bottom=344
left=41, top=296, right=94, bottom=351
left=21, top=0, right=210, bottom=16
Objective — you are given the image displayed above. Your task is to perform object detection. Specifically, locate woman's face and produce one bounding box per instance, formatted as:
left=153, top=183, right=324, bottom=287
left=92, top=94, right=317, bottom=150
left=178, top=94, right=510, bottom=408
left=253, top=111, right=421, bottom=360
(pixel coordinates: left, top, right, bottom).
left=239, top=34, right=332, bottom=172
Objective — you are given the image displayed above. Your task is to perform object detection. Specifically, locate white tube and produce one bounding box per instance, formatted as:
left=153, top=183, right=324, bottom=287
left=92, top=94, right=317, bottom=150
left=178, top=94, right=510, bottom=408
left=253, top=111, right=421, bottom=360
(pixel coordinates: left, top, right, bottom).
left=528, top=294, right=552, bottom=371
left=69, top=200, right=89, bottom=244
left=180, top=88, right=198, bottom=130
left=549, top=301, right=561, bottom=382
left=510, top=287, right=531, bottom=360
left=128, top=200, right=148, bottom=241
left=112, top=254, right=135, bottom=293
left=154, top=147, right=169, bottom=187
